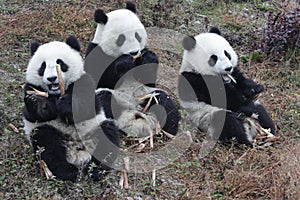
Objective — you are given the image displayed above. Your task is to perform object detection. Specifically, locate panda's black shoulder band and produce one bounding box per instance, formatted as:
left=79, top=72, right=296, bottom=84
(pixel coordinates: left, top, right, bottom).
left=66, top=36, right=81, bottom=52
left=94, top=9, right=108, bottom=24
left=182, top=35, right=196, bottom=51
left=126, top=1, right=137, bottom=14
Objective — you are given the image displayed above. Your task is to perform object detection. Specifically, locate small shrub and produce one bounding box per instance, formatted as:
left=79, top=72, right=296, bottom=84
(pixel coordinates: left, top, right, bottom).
left=261, top=1, right=300, bottom=59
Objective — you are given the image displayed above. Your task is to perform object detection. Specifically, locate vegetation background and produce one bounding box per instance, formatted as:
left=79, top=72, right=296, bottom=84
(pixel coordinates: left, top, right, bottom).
left=0, top=0, right=299, bottom=199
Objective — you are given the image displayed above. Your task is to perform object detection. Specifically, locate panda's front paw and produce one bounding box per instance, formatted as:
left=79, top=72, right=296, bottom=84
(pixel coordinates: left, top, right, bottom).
left=239, top=80, right=264, bottom=98
left=237, top=102, right=255, bottom=117
left=88, top=167, right=107, bottom=182
left=25, top=94, right=38, bottom=112
left=56, top=94, right=74, bottom=124
left=243, top=84, right=264, bottom=98
left=114, top=55, right=135, bottom=75
left=140, top=50, right=159, bottom=64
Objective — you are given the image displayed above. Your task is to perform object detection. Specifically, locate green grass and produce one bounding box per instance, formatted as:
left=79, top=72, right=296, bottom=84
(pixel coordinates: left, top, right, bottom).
left=0, top=0, right=299, bottom=199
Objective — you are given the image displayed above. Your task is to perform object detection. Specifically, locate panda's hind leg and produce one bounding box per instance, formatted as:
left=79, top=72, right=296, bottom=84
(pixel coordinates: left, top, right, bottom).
left=88, top=119, right=120, bottom=181
left=140, top=90, right=180, bottom=135
left=31, top=125, right=79, bottom=182
left=254, top=101, right=275, bottom=134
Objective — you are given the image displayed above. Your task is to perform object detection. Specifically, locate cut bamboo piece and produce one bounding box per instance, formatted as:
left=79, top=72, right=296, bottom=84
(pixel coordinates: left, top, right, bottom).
left=27, top=87, right=48, bottom=98
left=39, top=160, right=55, bottom=179
left=227, top=74, right=237, bottom=84
left=55, top=64, right=65, bottom=95
left=122, top=157, right=130, bottom=189
left=8, top=123, right=19, bottom=133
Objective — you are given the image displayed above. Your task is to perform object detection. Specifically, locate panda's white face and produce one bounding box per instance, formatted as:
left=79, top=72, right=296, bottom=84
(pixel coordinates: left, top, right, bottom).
left=92, top=9, right=147, bottom=58
left=181, top=32, right=238, bottom=83
left=26, top=41, right=84, bottom=95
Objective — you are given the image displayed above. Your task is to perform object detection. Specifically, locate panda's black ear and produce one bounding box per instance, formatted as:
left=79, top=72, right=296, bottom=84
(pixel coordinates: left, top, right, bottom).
left=30, top=41, right=41, bottom=56
left=182, top=36, right=196, bottom=51
left=209, top=27, right=221, bottom=35
left=126, top=1, right=137, bottom=14
left=94, top=9, right=108, bottom=24
left=66, top=36, right=81, bottom=52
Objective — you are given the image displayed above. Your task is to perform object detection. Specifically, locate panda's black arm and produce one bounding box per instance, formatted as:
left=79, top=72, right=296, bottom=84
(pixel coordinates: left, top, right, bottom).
left=224, top=83, right=255, bottom=116
left=231, top=67, right=264, bottom=99
left=97, top=55, right=135, bottom=89
left=139, top=48, right=159, bottom=64
left=23, top=83, right=58, bottom=122
left=56, top=73, right=98, bottom=124
left=133, top=48, right=159, bottom=87
left=179, top=72, right=214, bottom=104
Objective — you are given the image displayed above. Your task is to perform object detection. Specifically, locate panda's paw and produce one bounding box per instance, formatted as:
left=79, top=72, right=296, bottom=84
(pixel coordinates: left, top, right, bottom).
left=242, top=81, right=264, bottom=98
left=25, top=93, right=38, bottom=111
left=237, top=102, right=255, bottom=117
left=140, top=50, right=159, bottom=64
left=114, top=55, right=135, bottom=74
left=56, top=94, right=74, bottom=124
left=88, top=168, right=107, bottom=182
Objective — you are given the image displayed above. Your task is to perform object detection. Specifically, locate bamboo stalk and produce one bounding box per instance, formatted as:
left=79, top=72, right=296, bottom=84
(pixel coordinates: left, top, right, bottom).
left=150, top=130, right=154, bottom=149
left=8, top=123, right=19, bottom=133
left=39, top=160, right=55, bottom=179
left=55, top=64, right=65, bottom=95
left=122, top=157, right=130, bottom=189
left=227, top=74, right=237, bottom=83
left=161, top=129, right=175, bottom=139
left=152, top=169, right=156, bottom=187
left=27, top=87, right=48, bottom=97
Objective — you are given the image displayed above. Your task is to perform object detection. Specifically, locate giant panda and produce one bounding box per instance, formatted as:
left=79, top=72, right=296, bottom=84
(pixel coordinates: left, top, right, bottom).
left=178, top=27, right=275, bottom=145
left=23, top=36, right=120, bottom=181
left=85, top=2, right=180, bottom=137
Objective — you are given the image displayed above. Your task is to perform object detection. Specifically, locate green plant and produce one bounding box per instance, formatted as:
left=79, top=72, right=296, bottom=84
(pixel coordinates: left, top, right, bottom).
left=261, top=1, right=300, bottom=60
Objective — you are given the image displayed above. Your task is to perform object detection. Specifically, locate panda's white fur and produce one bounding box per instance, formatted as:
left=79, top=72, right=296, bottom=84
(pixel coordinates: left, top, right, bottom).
left=24, top=37, right=120, bottom=181
left=180, top=100, right=257, bottom=143
left=180, top=32, right=238, bottom=77
left=24, top=39, right=100, bottom=167
left=86, top=3, right=180, bottom=137
left=24, top=111, right=108, bottom=166
left=179, top=29, right=275, bottom=145
left=180, top=32, right=240, bottom=136
left=96, top=87, right=159, bottom=138
left=26, top=41, right=84, bottom=95
left=92, top=9, right=147, bottom=58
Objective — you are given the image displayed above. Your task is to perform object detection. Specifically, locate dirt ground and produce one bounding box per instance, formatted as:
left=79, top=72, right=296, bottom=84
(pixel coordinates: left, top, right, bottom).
left=0, top=0, right=299, bottom=199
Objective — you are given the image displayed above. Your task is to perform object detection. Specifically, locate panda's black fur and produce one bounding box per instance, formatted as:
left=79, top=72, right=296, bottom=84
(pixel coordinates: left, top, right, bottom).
left=179, top=28, right=275, bottom=145
left=85, top=2, right=180, bottom=136
left=23, top=36, right=120, bottom=181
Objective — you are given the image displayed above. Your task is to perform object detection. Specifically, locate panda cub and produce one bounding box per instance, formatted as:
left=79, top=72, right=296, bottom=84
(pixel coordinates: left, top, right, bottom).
left=23, top=36, right=119, bottom=181
left=179, top=28, right=275, bottom=145
left=85, top=2, right=180, bottom=137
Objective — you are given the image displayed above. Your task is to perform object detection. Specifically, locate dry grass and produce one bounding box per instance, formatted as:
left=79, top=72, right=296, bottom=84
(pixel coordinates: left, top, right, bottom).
left=0, top=0, right=299, bottom=199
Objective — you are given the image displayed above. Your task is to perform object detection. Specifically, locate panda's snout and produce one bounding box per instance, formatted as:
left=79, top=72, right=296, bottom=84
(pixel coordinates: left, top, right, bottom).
left=225, top=66, right=232, bottom=72
left=47, top=76, right=57, bottom=82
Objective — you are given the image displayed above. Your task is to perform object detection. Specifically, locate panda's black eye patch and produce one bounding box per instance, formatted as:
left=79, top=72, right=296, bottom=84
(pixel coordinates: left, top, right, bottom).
left=116, top=34, right=126, bottom=47
left=135, top=32, right=142, bottom=43
left=38, top=61, right=46, bottom=76
left=224, top=50, right=231, bottom=60
left=56, top=59, right=68, bottom=72
left=208, top=55, right=218, bottom=66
